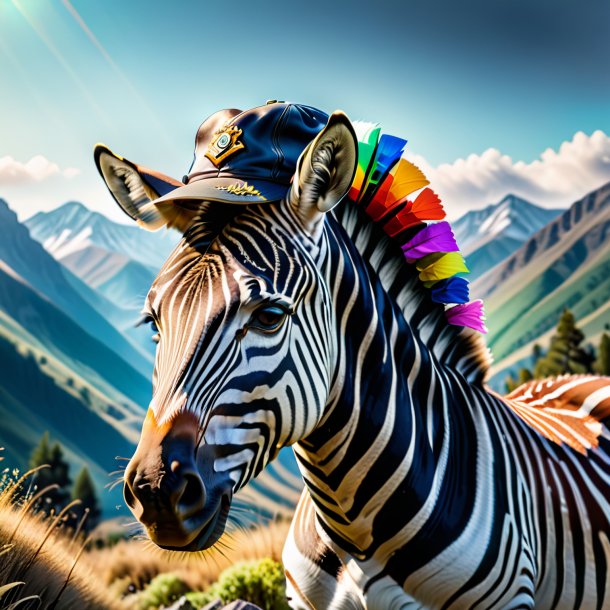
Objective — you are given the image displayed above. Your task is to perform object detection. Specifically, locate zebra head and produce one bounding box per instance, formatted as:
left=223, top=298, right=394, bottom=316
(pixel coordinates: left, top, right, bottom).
left=95, top=111, right=357, bottom=550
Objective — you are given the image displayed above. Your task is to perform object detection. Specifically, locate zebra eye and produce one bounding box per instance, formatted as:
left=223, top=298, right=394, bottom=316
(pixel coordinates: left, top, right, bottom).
left=249, top=305, right=288, bottom=334
left=139, top=314, right=160, bottom=343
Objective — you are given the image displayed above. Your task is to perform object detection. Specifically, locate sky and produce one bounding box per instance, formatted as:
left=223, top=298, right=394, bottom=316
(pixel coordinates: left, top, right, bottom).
left=0, top=0, right=609, bottom=222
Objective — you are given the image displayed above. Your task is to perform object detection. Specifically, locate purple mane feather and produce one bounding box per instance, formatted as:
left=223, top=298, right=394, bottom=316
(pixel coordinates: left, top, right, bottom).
left=445, top=300, right=488, bottom=333
left=401, top=221, right=459, bottom=263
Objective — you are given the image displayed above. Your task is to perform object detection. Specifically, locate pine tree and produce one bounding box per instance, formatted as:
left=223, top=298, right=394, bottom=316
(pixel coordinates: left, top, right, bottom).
left=595, top=333, right=610, bottom=375
left=505, top=368, right=533, bottom=393
left=28, top=432, right=71, bottom=515
left=532, top=344, right=543, bottom=363
left=534, top=309, right=594, bottom=378
left=29, top=431, right=51, bottom=472
left=505, top=374, right=517, bottom=393
left=71, top=467, right=101, bottom=533
left=518, top=368, right=533, bottom=386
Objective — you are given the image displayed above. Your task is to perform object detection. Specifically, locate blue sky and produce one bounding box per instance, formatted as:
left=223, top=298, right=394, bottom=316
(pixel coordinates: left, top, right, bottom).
left=1, top=0, right=609, bottom=221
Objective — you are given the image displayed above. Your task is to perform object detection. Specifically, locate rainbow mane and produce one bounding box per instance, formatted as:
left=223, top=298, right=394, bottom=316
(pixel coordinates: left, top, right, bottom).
left=348, top=122, right=487, bottom=334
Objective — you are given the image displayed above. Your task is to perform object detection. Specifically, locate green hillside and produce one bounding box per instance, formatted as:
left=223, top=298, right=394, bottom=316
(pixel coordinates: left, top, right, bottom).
left=487, top=241, right=610, bottom=361
left=475, top=183, right=610, bottom=384
left=0, top=267, right=151, bottom=407
left=0, top=199, right=152, bottom=378
left=0, top=325, right=139, bottom=515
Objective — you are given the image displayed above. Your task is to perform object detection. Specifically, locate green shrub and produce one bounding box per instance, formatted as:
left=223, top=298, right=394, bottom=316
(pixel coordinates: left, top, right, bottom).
left=138, top=572, right=189, bottom=609
left=190, top=558, right=289, bottom=610
left=184, top=591, right=209, bottom=607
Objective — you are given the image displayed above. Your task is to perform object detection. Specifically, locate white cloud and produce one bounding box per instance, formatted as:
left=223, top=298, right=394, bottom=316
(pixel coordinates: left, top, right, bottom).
left=2, top=132, right=610, bottom=225
left=0, top=155, right=80, bottom=184
left=62, top=166, right=81, bottom=179
left=407, top=130, right=610, bottom=218
left=0, top=156, right=130, bottom=224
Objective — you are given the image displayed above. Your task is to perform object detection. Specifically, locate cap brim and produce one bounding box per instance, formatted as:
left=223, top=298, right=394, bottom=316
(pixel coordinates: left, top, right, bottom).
left=150, top=176, right=289, bottom=207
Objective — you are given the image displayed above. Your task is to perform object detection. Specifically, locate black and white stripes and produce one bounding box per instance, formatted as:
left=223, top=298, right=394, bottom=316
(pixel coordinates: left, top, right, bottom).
left=140, top=194, right=610, bottom=608
left=110, top=116, right=610, bottom=609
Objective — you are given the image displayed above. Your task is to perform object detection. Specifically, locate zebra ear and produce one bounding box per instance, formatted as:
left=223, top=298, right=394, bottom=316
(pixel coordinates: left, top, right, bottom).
left=289, top=111, right=358, bottom=238
left=94, top=144, right=198, bottom=232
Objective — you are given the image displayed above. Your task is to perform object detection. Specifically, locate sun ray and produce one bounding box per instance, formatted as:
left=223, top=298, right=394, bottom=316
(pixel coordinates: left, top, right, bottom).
left=10, top=0, right=113, bottom=129
left=59, top=0, right=180, bottom=157
left=0, top=34, right=67, bottom=132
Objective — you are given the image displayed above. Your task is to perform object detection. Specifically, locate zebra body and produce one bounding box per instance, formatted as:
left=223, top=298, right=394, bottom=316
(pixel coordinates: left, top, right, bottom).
left=95, top=110, right=610, bottom=609
left=280, top=199, right=610, bottom=609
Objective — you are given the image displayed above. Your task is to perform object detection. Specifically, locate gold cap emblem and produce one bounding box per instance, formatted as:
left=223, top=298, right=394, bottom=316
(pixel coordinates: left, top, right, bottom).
left=215, top=181, right=267, bottom=200
left=205, top=125, right=245, bottom=167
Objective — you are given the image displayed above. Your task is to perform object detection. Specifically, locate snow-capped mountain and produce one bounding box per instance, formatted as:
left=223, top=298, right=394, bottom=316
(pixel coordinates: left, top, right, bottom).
left=0, top=199, right=153, bottom=514
left=4, top=199, right=302, bottom=520
left=475, top=182, right=610, bottom=388
left=452, top=195, right=563, bottom=280
left=26, top=201, right=177, bottom=268
left=25, top=201, right=179, bottom=310
left=0, top=199, right=153, bottom=376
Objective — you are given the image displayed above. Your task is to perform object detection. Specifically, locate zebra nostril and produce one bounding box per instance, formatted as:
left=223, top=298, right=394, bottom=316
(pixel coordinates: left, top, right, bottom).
left=124, top=478, right=137, bottom=509
left=178, top=472, right=205, bottom=513
left=123, top=464, right=140, bottom=510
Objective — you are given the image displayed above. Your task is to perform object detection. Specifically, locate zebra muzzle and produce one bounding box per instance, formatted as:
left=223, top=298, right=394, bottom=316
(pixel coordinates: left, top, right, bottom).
left=123, top=410, right=233, bottom=550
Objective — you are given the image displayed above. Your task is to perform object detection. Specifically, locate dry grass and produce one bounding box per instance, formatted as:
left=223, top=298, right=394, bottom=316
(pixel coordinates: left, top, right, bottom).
left=83, top=518, right=292, bottom=593
left=0, top=464, right=123, bottom=609
left=0, top=452, right=293, bottom=607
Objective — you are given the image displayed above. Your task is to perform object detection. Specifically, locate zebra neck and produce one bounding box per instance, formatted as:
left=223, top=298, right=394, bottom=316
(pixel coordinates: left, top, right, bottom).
left=294, top=210, right=472, bottom=557
left=323, top=200, right=491, bottom=385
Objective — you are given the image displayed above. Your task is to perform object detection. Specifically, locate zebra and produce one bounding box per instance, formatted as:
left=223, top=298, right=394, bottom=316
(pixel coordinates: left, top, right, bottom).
left=95, top=106, right=610, bottom=609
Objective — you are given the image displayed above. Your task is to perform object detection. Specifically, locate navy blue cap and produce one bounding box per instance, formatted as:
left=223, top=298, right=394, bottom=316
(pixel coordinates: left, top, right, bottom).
left=151, top=102, right=329, bottom=206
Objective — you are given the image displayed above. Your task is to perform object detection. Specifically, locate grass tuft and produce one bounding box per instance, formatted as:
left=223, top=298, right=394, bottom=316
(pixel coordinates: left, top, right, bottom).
left=83, top=518, right=291, bottom=594
left=0, top=457, right=122, bottom=609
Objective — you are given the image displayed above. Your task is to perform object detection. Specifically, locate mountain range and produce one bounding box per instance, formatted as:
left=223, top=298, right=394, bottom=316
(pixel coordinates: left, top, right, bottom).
left=474, top=183, right=610, bottom=387
left=26, top=201, right=178, bottom=311
left=1, top=185, right=609, bottom=517
left=0, top=201, right=154, bottom=377
left=453, top=195, right=562, bottom=280
left=0, top=198, right=301, bottom=519
left=0, top=199, right=150, bottom=513
left=25, top=202, right=180, bottom=356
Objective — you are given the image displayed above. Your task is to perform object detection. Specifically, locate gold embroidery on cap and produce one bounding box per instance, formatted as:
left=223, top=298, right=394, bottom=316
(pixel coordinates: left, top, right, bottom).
left=205, top=125, right=245, bottom=167
left=216, top=181, right=267, bottom=200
